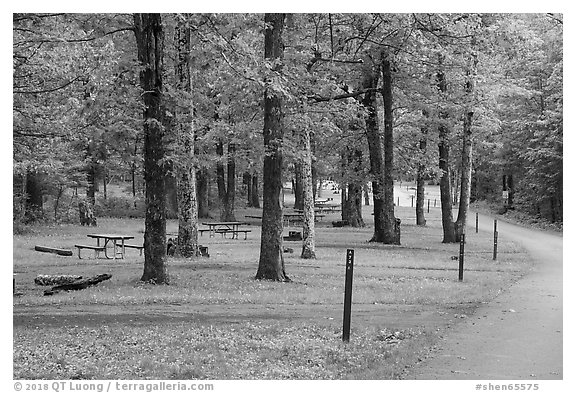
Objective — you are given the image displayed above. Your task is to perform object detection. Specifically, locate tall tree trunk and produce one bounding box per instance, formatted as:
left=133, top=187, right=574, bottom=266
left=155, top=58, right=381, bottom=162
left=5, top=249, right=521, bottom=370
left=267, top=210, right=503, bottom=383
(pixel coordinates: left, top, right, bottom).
left=300, top=128, right=316, bottom=259
left=364, top=185, right=370, bottom=205
left=216, top=141, right=237, bottom=221
left=131, top=135, right=139, bottom=198
left=416, top=112, right=428, bottom=226
left=243, top=172, right=252, bottom=206
left=438, top=123, right=456, bottom=243
left=436, top=56, right=456, bottom=243
left=256, top=13, right=289, bottom=281
left=134, top=13, right=168, bottom=284
left=293, top=162, right=304, bottom=210
left=455, top=46, right=477, bottom=238
left=24, top=170, right=43, bottom=222
left=380, top=51, right=400, bottom=244
left=197, top=167, right=210, bottom=218
left=86, top=148, right=97, bottom=206
left=455, top=111, right=473, bottom=237
left=165, top=174, right=178, bottom=219
left=251, top=173, right=260, bottom=208
left=174, top=14, right=199, bottom=258
left=362, top=62, right=386, bottom=242
left=342, top=148, right=365, bottom=227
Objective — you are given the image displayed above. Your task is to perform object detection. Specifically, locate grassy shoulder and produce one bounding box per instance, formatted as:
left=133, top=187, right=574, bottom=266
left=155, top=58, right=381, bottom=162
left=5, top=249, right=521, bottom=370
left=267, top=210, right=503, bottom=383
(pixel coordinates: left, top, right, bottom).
left=13, top=205, right=533, bottom=379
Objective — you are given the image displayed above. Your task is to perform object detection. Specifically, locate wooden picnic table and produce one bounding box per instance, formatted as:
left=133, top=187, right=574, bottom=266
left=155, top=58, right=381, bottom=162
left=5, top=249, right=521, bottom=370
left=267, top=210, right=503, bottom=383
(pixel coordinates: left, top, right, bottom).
left=201, top=221, right=249, bottom=240
left=76, top=234, right=135, bottom=260
left=283, top=212, right=325, bottom=226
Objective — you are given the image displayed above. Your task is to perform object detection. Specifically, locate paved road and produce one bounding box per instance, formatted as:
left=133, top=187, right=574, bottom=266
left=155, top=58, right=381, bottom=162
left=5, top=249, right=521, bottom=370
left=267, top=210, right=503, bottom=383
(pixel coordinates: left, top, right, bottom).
left=405, top=213, right=563, bottom=380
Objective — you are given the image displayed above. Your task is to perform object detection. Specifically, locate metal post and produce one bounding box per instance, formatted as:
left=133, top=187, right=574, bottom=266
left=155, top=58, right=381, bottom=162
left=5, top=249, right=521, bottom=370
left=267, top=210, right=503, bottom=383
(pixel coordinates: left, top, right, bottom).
left=493, top=231, right=498, bottom=261
left=411, top=195, right=414, bottom=207
left=434, top=199, right=437, bottom=207
left=475, top=212, right=479, bottom=233
left=343, top=249, right=354, bottom=342
left=459, top=234, right=465, bottom=281
left=493, top=219, right=498, bottom=260
left=427, top=199, right=430, bottom=213
left=397, top=196, right=400, bottom=207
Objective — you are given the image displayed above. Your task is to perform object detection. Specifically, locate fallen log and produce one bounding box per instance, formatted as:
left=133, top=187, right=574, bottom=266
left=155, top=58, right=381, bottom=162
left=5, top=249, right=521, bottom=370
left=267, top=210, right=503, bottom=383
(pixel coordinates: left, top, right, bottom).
left=34, top=245, right=73, bottom=257
left=35, top=274, right=82, bottom=286
left=44, top=273, right=112, bottom=296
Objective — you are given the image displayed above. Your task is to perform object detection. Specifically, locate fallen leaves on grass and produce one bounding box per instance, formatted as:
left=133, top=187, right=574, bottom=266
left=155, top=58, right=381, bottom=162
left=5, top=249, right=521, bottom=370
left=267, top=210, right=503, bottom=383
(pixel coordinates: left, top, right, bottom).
left=14, top=322, right=422, bottom=380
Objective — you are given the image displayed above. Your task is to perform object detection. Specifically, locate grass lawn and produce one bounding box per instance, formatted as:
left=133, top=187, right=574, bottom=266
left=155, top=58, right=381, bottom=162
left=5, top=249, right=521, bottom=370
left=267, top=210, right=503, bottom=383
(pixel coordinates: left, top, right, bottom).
left=13, top=201, right=532, bottom=380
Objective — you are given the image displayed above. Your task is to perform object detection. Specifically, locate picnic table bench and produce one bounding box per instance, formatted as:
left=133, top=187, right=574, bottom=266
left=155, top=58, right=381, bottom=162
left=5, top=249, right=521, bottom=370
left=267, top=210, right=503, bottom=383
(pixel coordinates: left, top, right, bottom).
left=75, top=234, right=134, bottom=260
left=215, top=228, right=252, bottom=240
left=201, top=221, right=251, bottom=240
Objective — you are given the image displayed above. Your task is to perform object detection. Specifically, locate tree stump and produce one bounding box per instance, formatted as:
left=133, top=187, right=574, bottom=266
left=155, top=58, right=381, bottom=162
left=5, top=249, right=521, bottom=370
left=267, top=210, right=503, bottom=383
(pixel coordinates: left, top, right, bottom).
left=78, top=200, right=97, bottom=226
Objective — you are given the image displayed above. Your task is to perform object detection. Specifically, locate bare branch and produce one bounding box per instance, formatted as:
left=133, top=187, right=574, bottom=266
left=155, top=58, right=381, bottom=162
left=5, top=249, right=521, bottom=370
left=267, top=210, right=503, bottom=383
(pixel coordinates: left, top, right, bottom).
left=308, top=87, right=381, bottom=103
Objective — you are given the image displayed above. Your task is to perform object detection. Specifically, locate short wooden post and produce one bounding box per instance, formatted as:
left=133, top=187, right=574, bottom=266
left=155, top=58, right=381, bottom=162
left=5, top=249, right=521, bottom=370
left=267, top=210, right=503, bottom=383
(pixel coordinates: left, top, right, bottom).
left=342, top=249, right=354, bottom=342
left=458, top=234, right=465, bottom=281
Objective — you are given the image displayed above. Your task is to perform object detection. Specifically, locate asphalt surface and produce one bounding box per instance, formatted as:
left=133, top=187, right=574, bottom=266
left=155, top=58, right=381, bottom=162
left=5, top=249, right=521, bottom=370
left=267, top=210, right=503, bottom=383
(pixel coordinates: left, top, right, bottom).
left=405, top=213, right=563, bottom=380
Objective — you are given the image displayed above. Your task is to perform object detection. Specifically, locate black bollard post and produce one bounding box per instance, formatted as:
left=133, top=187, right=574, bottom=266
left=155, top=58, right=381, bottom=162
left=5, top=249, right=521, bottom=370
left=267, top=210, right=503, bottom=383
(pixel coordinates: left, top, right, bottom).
left=459, top=234, right=465, bottom=281
left=434, top=199, right=437, bottom=207
left=493, top=231, right=498, bottom=261
left=427, top=199, right=430, bottom=213
left=411, top=195, right=414, bottom=207
left=397, top=196, right=400, bottom=207
left=493, top=220, right=498, bottom=260
left=343, top=249, right=354, bottom=342
left=475, top=212, right=479, bottom=233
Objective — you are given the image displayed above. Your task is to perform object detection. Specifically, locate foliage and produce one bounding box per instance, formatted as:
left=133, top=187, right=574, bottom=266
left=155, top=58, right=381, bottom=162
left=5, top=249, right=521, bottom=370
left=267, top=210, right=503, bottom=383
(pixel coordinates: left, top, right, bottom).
left=13, top=13, right=563, bottom=225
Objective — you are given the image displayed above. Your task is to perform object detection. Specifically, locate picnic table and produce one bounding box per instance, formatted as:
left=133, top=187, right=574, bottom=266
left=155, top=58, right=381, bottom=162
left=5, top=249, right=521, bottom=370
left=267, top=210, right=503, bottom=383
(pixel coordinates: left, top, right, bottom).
left=201, top=221, right=251, bottom=240
left=75, top=234, right=135, bottom=260
left=283, top=212, right=325, bottom=226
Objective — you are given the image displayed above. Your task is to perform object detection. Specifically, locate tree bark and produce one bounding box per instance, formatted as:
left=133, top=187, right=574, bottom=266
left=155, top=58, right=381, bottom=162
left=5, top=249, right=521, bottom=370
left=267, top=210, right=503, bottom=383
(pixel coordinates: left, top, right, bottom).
left=174, top=14, right=199, bottom=258
left=256, top=13, right=289, bottom=281
left=216, top=141, right=237, bottom=221
left=293, top=162, right=304, bottom=210
left=342, top=148, right=365, bottom=227
left=437, top=64, right=457, bottom=243
left=250, top=173, right=260, bottom=208
left=24, top=170, right=43, bottom=222
left=300, top=128, right=316, bottom=259
left=362, top=62, right=385, bottom=241
left=196, top=167, right=210, bottom=218
left=416, top=112, right=428, bottom=226
left=455, top=110, right=473, bottom=238
left=455, top=46, right=477, bottom=238
left=380, top=52, right=400, bottom=244
left=134, top=13, right=168, bottom=284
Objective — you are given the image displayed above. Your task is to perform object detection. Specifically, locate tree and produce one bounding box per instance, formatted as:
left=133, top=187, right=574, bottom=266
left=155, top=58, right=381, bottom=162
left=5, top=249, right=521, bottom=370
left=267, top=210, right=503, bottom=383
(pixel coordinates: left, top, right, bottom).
left=174, top=13, right=200, bottom=258
left=256, top=13, right=290, bottom=281
left=133, top=13, right=168, bottom=284
left=455, top=35, right=478, bottom=238
left=436, top=58, right=457, bottom=243
left=299, top=125, right=316, bottom=259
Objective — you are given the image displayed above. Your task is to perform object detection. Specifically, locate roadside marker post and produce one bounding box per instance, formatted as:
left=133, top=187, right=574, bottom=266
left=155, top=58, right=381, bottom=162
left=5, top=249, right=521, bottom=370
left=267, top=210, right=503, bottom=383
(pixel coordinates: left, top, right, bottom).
left=475, top=212, right=479, bottom=233
left=493, top=220, right=498, bottom=260
left=342, top=249, right=354, bottom=342
left=459, top=234, right=465, bottom=281
left=427, top=199, right=430, bottom=213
